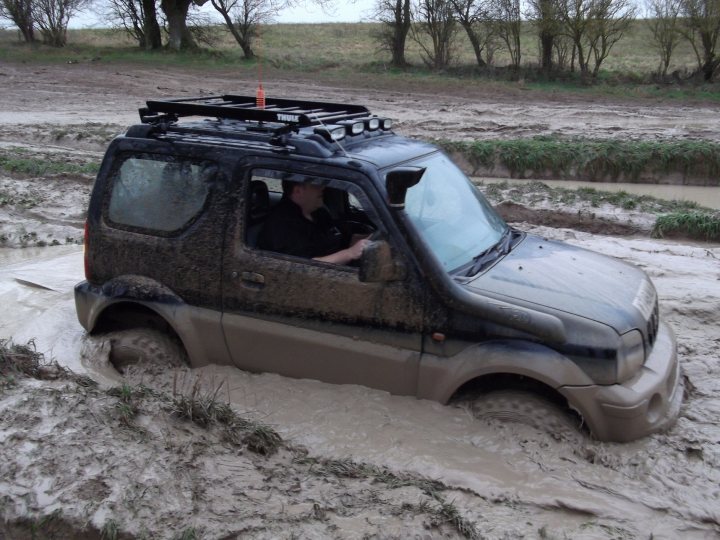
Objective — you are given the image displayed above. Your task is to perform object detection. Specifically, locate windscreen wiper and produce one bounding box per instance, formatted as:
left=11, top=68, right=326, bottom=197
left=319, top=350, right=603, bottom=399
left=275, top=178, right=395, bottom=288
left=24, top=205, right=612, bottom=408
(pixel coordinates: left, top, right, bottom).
left=464, top=228, right=517, bottom=277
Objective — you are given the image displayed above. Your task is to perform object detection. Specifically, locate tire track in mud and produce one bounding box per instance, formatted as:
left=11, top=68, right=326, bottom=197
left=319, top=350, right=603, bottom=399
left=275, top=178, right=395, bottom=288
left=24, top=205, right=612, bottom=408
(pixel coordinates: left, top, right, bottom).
left=2, top=63, right=720, bottom=143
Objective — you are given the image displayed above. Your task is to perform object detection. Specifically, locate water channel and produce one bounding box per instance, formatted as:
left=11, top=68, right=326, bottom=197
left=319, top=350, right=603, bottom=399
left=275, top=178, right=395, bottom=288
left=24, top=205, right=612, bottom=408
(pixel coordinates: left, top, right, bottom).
left=476, top=177, right=720, bottom=210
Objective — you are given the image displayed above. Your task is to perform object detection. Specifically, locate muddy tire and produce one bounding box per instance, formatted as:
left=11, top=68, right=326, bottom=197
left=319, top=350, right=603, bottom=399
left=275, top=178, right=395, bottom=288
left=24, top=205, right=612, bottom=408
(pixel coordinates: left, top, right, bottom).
left=461, top=390, right=583, bottom=441
left=105, top=328, right=188, bottom=374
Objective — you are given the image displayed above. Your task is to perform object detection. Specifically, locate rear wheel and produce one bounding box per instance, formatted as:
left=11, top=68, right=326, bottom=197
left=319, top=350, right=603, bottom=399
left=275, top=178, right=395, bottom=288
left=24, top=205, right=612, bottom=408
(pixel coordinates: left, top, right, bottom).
left=105, top=328, right=188, bottom=375
left=459, top=390, right=583, bottom=441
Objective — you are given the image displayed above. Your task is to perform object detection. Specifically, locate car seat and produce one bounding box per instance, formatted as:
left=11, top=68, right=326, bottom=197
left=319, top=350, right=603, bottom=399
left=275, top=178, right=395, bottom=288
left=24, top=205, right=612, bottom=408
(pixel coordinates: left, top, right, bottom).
left=247, top=180, right=270, bottom=247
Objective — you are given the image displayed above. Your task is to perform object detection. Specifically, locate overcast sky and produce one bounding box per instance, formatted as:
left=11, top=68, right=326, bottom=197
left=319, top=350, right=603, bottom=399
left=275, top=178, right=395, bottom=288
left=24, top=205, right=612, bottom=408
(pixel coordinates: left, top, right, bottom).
left=69, top=0, right=377, bottom=28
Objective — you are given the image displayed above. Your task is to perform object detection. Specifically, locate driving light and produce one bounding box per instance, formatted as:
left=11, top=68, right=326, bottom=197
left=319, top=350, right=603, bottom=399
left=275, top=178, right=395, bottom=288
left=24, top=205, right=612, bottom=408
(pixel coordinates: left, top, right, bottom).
left=314, top=125, right=346, bottom=141
left=617, top=330, right=645, bottom=382
left=381, top=118, right=393, bottom=130
left=338, top=120, right=364, bottom=135
left=365, top=118, right=380, bottom=131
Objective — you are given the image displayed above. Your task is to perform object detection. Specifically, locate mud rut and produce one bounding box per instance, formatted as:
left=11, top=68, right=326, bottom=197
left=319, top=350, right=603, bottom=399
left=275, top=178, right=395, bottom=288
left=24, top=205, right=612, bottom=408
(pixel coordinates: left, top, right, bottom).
left=0, top=62, right=719, bottom=539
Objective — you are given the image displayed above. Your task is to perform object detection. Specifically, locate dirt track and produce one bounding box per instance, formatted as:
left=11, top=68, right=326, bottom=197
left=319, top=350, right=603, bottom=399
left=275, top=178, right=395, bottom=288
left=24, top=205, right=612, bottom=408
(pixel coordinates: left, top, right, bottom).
left=2, top=62, right=720, bottom=142
left=1, top=61, right=720, bottom=539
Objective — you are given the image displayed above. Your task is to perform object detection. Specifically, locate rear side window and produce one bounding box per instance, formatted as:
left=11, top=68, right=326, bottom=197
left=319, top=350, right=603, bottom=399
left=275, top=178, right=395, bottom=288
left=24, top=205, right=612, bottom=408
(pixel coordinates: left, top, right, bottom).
left=108, top=155, right=216, bottom=232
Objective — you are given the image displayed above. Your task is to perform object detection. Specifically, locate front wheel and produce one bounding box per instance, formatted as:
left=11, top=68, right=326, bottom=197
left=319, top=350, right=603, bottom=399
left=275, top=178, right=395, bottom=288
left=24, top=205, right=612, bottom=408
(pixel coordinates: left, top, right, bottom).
left=105, top=328, right=188, bottom=375
left=458, top=390, right=584, bottom=441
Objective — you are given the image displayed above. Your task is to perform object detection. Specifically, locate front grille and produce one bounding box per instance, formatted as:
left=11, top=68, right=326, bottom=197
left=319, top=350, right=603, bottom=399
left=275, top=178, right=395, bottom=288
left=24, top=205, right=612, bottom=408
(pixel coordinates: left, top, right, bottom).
left=647, top=300, right=659, bottom=349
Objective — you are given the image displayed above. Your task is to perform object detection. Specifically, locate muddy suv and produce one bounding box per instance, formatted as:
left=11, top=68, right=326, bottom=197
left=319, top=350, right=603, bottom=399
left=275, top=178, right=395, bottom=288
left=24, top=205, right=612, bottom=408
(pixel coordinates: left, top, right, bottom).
left=75, top=95, right=682, bottom=442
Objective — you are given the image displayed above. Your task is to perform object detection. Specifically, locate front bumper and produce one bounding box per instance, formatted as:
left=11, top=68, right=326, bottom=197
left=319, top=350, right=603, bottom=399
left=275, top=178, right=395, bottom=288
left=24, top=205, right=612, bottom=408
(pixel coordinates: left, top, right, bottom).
left=561, top=322, right=682, bottom=442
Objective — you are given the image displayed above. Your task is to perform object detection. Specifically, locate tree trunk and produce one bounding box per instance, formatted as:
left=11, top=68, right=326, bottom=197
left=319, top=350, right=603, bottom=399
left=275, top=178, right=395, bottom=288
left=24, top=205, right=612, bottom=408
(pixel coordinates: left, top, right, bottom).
left=7, top=0, right=36, bottom=43
left=240, top=40, right=254, bottom=59
left=213, top=3, right=254, bottom=59
left=142, top=0, right=163, bottom=50
left=540, top=31, right=553, bottom=72
left=161, top=0, right=196, bottom=50
left=462, top=22, right=487, bottom=68
left=390, top=0, right=411, bottom=67
left=700, top=31, right=717, bottom=82
left=19, top=24, right=35, bottom=43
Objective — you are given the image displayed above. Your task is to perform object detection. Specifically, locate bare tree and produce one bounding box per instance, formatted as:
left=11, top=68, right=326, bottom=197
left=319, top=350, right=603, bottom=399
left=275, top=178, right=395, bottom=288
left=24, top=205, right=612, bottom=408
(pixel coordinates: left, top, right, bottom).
left=557, top=0, right=635, bottom=78
left=450, top=0, right=493, bottom=67
left=557, top=0, right=594, bottom=75
left=491, top=0, right=522, bottom=68
left=678, top=0, right=720, bottom=81
left=0, top=0, right=35, bottom=42
left=34, top=0, right=88, bottom=46
left=371, top=0, right=413, bottom=67
left=211, top=0, right=286, bottom=58
left=160, top=0, right=208, bottom=50
left=553, top=31, right=573, bottom=68
left=646, top=0, right=682, bottom=76
left=412, top=0, right=458, bottom=70
left=527, top=0, right=562, bottom=71
left=586, top=0, right=635, bottom=77
left=105, top=0, right=162, bottom=49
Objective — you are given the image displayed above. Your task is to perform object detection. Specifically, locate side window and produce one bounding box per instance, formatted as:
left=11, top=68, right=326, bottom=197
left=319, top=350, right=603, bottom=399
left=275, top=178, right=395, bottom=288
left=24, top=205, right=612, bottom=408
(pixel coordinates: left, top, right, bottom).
left=245, top=169, right=379, bottom=262
left=108, top=155, right=216, bottom=232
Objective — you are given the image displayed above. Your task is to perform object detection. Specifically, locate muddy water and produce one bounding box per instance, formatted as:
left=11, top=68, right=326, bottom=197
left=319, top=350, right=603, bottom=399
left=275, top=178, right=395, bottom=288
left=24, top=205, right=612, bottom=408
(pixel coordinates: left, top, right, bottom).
left=0, top=245, right=87, bottom=371
left=479, top=177, right=720, bottom=210
left=2, top=242, right=719, bottom=538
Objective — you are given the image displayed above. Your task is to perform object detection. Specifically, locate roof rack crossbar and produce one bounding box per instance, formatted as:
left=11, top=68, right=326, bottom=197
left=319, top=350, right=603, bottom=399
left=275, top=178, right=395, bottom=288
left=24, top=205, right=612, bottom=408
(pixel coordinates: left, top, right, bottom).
left=141, top=95, right=371, bottom=127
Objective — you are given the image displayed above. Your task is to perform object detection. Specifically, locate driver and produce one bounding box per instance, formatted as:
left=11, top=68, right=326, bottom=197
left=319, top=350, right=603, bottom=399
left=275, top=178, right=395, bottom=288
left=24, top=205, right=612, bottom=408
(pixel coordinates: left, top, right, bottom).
left=257, top=178, right=370, bottom=265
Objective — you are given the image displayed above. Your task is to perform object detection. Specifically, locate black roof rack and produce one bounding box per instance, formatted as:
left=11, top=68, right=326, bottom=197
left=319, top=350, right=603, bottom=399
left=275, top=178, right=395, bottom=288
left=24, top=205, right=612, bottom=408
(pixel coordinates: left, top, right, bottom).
left=140, top=95, right=371, bottom=127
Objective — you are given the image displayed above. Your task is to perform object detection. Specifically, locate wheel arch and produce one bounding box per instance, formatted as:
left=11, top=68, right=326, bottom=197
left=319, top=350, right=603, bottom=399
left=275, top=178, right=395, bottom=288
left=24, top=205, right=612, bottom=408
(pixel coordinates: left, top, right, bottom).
left=450, top=372, right=570, bottom=409
left=78, top=275, right=231, bottom=369
left=92, top=300, right=182, bottom=340
left=420, top=340, right=595, bottom=400
left=418, top=339, right=599, bottom=425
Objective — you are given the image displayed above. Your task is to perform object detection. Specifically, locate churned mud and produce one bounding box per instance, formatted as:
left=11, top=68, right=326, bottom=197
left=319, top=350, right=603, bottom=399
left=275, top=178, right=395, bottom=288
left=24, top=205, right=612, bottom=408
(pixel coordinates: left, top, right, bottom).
left=1, top=62, right=719, bottom=539
left=1, top=63, right=720, bottom=144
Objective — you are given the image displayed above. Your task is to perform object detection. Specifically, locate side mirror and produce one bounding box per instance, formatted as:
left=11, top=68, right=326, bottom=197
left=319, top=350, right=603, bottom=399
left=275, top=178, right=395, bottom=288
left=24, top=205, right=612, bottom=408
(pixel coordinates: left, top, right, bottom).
left=359, top=241, right=406, bottom=282
left=386, top=167, right=425, bottom=208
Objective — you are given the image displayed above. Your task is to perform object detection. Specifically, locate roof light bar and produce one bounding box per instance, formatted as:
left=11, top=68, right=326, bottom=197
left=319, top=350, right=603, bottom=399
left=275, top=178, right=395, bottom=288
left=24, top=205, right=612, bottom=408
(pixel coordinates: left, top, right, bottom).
left=381, top=118, right=393, bottom=130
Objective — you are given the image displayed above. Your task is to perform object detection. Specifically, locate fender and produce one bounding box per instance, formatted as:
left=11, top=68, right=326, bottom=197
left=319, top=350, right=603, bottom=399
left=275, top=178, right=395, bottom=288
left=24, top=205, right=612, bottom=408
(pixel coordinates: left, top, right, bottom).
left=417, top=339, right=597, bottom=404
left=75, top=276, right=231, bottom=368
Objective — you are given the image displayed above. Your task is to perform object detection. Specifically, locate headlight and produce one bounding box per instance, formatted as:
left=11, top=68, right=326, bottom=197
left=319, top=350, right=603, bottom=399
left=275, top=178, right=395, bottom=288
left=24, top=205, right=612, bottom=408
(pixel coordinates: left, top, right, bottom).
left=617, top=330, right=645, bottom=382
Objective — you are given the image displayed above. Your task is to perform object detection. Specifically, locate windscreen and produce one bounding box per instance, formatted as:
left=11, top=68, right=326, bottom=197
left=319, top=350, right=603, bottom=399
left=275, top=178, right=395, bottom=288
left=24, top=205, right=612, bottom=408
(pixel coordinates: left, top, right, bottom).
left=402, top=153, right=507, bottom=272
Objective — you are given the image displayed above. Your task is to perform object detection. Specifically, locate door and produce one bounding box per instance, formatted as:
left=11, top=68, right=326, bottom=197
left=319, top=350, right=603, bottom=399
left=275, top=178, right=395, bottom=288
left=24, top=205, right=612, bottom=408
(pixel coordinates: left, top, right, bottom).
left=221, top=165, right=426, bottom=396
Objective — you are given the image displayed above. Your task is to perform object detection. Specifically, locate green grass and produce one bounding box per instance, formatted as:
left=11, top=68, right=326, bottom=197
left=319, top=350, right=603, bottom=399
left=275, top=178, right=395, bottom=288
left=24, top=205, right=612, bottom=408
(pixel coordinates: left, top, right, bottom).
left=440, top=138, right=720, bottom=183
left=0, top=148, right=100, bottom=177
left=0, top=339, right=95, bottom=388
left=653, top=211, right=720, bottom=241
left=107, top=384, right=151, bottom=429
left=170, top=378, right=282, bottom=455
left=100, top=519, right=119, bottom=540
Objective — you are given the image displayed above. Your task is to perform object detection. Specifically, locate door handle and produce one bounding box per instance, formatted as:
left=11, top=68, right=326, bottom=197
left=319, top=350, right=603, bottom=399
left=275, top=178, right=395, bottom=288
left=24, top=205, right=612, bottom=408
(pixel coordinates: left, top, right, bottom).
left=240, top=271, right=265, bottom=285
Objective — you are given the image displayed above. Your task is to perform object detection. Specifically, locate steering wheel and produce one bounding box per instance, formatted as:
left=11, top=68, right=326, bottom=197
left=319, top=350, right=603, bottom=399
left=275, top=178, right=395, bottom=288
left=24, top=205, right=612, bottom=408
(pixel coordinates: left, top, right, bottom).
left=346, top=220, right=375, bottom=236
left=367, top=229, right=383, bottom=242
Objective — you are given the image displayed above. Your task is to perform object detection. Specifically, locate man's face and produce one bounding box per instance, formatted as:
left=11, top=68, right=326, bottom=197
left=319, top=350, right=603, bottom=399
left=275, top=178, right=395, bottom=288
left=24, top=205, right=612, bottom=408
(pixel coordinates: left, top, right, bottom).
left=295, top=183, right=325, bottom=214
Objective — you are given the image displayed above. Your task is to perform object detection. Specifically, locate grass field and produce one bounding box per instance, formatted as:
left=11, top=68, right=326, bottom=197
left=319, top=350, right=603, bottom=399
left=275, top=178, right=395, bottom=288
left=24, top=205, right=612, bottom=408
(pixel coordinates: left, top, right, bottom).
left=1, top=20, right=718, bottom=100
